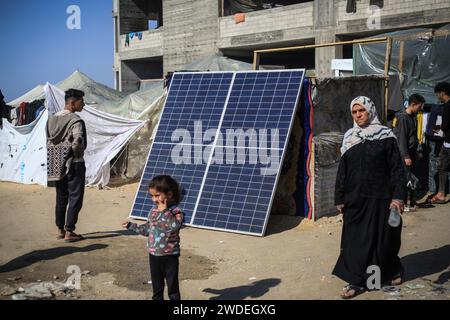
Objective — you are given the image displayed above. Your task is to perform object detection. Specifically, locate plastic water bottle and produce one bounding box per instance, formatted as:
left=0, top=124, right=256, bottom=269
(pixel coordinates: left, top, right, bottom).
left=388, top=206, right=401, bottom=227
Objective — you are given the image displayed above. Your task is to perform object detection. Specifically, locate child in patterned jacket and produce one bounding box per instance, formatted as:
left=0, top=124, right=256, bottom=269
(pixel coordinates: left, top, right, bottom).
left=122, top=175, right=184, bottom=300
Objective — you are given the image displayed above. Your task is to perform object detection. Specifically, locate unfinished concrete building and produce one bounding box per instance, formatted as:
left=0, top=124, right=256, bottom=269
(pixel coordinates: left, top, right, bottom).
left=113, top=0, right=450, bottom=93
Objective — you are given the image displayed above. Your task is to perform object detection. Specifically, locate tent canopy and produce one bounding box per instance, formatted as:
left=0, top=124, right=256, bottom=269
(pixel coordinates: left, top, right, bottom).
left=8, top=84, right=45, bottom=107
left=8, top=70, right=125, bottom=108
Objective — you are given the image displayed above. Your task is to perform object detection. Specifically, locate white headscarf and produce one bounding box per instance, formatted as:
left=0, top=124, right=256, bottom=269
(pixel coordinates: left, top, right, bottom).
left=341, top=96, right=396, bottom=155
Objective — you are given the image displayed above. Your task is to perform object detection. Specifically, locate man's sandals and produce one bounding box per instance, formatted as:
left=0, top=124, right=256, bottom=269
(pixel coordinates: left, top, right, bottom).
left=57, top=229, right=66, bottom=240
left=64, top=232, right=85, bottom=243
left=428, top=195, right=447, bottom=204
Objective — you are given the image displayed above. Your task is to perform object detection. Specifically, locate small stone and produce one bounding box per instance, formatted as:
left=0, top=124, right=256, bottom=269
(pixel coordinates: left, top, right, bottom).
left=405, top=284, right=425, bottom=290
left=82, top=271, right=91, bottom=276
left=328, top=232, right=332, bottom=236
left=248, top=277, right=257, bottom=281
left=17, top=287, right=25, bottom=293
left=7, top=276, right=23, bottom=281
left=1, top=286, right=17, bottom=296
left=23, top=284, right=54, bottom=299
left=53, top=276, right=59, bottom=280
left=11, top=294, right=27, bottom=300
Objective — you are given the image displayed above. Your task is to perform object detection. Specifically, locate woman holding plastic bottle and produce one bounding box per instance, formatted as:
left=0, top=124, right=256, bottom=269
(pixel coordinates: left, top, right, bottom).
left=333, top=96, right=406, bottom=299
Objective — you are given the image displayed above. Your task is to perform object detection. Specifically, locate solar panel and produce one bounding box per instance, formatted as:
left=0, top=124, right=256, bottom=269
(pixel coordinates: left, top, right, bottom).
left=191, top=71, right=305, bottom=235
left=130, top=70, right=305, bottom=236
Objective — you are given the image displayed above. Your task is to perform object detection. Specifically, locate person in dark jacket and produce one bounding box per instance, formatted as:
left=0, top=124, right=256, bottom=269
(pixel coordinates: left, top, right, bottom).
left=423, top=103, right=449, bottom=196
left=393, top=94, right=425, bottom=212
left=333, top=96, right=406, bottom=299
left=430, top=82, right=450, bottom=204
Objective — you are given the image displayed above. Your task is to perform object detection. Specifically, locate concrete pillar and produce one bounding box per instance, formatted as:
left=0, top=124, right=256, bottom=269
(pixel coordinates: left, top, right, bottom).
left=314, top=0, right=342, bottom=77
left=120, top=61, right=140, bottom=94
left=163, top=0, right=219, bottom=74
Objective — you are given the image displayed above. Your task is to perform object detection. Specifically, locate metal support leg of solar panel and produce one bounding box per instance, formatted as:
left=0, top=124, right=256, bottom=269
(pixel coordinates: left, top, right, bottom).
left=130, top=70, right=305, bottom=236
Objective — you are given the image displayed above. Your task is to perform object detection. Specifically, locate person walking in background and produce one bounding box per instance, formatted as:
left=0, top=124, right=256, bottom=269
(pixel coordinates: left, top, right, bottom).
left=333, top=96, right=406, bottom=299
left=46, top=89, right=87, bottom=242
left=430, top=82, right=450, bottom=204
left=423, top=101, right=448, bottom=199
left=393, top=94, right=425, bottom=212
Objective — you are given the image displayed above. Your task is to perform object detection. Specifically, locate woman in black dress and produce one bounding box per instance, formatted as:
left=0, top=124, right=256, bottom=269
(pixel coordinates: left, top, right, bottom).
left=333, top=96, right=406, bottom=299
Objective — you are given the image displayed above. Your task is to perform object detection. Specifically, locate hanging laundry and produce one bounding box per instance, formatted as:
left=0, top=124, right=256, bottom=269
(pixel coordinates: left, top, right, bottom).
left=125, top=33, right=130, bottom=47
left=17, top=102, right=27, bottom=126
left=234, top=13, right=246, bottom=24
left=137, top=32, right=143, bottom=40
left=34, top=105, right=45, bottom=120
left=10, top=107, right=18, bottom=126
left=129, top=32, right=135, bottom=39
left=25, top=99, right=45, bottom=124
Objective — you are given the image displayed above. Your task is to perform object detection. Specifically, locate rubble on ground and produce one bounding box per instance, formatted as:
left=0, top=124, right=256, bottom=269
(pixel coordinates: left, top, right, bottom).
left=1, top=281, right=77, bottom=300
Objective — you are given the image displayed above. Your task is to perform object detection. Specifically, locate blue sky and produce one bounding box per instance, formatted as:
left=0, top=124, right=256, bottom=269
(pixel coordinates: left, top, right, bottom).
left=0, top=0, right=114, bottom=102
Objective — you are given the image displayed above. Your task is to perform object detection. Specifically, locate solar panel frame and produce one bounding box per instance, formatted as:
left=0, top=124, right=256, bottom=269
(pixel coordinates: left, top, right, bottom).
left=129, top=70, right=305, bottom=237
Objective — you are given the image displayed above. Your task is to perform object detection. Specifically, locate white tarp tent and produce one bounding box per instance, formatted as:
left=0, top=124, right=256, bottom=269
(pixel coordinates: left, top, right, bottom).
left=44, top=83, right=145, bottom=187
left=0, top=110, right=48, bottom=185
left=0, top=83, right=145, bottom=187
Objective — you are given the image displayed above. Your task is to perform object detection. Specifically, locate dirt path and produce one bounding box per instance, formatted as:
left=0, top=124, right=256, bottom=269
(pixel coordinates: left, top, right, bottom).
left=0, top=182, right=449, bottom=300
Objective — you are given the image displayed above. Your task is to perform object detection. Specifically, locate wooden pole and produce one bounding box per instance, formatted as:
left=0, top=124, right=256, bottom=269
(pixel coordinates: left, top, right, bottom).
left=252, top=51, right=260, bottom=71
left=254, top=37, right=388, bottom=54
left=384, top=37, right=393, bottom=123
left=398, top=40, right=405, bottom=74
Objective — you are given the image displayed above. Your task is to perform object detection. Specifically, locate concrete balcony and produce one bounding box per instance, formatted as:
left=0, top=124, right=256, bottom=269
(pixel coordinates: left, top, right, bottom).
left=335, top=0, right=450, bottom=35
left=118, top=28, right=164, bottom=60
left=218, top=2, right=315, bottom=49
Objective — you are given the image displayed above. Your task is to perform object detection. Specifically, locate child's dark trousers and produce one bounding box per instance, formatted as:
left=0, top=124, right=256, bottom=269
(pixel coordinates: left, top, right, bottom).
left=149, top=254, right=180, bottom=300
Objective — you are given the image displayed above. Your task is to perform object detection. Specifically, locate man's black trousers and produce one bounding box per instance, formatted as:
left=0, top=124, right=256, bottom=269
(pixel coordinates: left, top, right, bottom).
left=55, top=162, right=86, bottom=232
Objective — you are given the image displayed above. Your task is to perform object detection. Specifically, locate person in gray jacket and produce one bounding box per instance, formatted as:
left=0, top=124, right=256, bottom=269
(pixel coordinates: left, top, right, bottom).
left=393, top=94, right=425, bottom=212
left=46, top=89, right=86, bottom=242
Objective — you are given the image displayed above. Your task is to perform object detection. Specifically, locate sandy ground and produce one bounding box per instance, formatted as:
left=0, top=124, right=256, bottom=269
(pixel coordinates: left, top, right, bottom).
left=0, top=181, right=449, bottom=300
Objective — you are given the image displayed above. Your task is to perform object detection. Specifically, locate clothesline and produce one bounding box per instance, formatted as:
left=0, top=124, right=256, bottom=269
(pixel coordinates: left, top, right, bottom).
left=125, top=32, right=143, bottom=47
